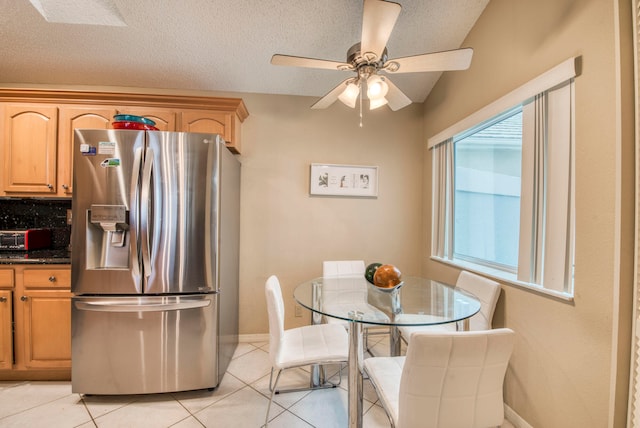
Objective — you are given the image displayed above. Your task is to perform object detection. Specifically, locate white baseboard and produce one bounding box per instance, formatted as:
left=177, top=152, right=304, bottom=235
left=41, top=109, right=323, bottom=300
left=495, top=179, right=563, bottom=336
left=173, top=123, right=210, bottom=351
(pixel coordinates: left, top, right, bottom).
left=239, top=333, right=270, bottom=343
left=505, top=404, right=533, bottom=428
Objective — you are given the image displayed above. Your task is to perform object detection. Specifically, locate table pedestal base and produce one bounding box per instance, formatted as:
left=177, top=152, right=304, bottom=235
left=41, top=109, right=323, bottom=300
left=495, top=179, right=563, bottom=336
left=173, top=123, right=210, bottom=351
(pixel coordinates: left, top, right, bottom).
left=348, top=320, right=364, bottom=428
left=280, top=364, right=340, bottom=394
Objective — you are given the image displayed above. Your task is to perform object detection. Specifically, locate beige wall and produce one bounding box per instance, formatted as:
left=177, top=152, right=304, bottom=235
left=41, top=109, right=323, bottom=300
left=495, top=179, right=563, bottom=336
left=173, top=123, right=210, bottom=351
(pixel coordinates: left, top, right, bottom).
left=421, top=0, right=635, bottom=427
left=2, top=1, right=635, bottom=424
left=237, top=93, right=425, bottom=333
left=0, top=82, right=425, bottom=335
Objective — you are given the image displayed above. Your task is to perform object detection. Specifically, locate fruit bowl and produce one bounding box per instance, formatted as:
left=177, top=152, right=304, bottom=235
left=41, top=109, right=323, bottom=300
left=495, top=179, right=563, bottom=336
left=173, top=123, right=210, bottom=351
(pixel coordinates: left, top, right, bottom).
left=373, top=264, right=402, bottom=289
left=112, top=121, right=159, bottom=130
left=374, top=281, right=404, bottom=293
left=113, top=114, right=156, bottom=126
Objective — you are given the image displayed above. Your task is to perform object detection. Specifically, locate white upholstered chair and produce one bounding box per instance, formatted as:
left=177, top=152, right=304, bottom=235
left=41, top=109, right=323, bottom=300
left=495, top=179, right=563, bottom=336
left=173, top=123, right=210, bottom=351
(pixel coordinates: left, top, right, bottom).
left=322, top=260, right=389, bottom=350
left=398, top=270, right=501, bottom=341
left=322, top=260, right=366, bottom=278
left=364, top=328, right=515, bottom=428
left=321, top=260, right=368, bottom=326
left=264, top=275, right=349, bottom=426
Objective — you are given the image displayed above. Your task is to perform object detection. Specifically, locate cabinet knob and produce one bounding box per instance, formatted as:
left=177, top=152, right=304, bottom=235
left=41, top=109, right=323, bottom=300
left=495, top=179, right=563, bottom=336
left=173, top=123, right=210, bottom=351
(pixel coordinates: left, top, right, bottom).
left=21, top=296, right=28, bottom=302
left=47, top=183, right=53, bottom=190
left=49, top=276, right=56, bottom=282
left=0, top=297, right=6, bottom=303
left=62, top=184, right=69, bottom=190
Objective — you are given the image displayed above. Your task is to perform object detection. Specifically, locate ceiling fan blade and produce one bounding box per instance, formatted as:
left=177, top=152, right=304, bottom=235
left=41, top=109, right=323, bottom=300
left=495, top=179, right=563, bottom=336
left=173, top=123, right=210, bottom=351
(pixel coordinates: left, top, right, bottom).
left=384, top=48, right=474, bottom=73
left=271, top=54, right=351, bottom=71
left=360, top=0, right=401, bottom=60
left=311, top=79, right=352, bottom=109
left=384, top=77, right=412, bottom=111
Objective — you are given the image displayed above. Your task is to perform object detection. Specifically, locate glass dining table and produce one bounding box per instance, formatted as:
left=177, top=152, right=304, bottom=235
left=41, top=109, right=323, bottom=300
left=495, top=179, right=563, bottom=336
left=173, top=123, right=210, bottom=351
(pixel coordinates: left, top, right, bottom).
left=293, top=276, right=482, bottom=428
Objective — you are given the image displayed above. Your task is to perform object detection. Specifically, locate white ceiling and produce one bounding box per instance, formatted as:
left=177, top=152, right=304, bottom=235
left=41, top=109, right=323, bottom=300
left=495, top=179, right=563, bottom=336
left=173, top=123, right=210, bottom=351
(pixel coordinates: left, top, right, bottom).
left=1, top=0, right=489, bottom=104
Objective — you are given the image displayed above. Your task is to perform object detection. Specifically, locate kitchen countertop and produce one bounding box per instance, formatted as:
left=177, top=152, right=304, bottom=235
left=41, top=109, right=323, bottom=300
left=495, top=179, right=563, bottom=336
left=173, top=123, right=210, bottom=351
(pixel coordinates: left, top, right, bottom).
left=0, top=249, right=71, bottom=264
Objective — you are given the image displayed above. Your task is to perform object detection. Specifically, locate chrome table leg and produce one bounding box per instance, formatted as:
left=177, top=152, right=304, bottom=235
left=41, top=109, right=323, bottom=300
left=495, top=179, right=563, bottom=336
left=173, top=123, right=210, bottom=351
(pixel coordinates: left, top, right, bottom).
left=347, top=318, right=364, bottom=428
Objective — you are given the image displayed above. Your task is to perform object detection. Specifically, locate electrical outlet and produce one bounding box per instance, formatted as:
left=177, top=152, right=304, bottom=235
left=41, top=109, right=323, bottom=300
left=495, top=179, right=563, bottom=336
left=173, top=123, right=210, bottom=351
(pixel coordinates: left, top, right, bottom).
left=294, top=304, right=303, bottom=317
left=66, top=209, right=73, bottom=225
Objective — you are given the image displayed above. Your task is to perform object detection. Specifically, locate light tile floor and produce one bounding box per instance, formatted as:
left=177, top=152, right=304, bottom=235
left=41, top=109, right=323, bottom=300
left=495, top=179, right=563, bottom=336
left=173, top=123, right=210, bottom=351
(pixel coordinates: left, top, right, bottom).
left=0, top=335, right=514, bottom=428
left=0, top=336, right=393, bottom=428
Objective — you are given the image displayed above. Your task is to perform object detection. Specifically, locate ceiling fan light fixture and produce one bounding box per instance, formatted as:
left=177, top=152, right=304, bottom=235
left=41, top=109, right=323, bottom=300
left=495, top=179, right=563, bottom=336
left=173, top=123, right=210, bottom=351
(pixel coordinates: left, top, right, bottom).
left=271, top=0, right=474, bottom=115
left=338, top=82, right=360, bottom=108
left=366, top=74, right=388, bottom=100
left=369, top=96, right=388, bottom=110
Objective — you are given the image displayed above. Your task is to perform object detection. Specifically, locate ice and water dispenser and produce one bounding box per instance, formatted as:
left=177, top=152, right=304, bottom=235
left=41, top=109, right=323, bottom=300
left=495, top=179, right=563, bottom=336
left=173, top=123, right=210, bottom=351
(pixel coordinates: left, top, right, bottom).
left=86, top=204, right=130, bottom=269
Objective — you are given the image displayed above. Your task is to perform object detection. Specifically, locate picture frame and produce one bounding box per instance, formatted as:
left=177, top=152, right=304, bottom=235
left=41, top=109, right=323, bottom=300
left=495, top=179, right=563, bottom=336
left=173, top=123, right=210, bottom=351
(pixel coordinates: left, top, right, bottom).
left=309, top=163, right=378, bottom=197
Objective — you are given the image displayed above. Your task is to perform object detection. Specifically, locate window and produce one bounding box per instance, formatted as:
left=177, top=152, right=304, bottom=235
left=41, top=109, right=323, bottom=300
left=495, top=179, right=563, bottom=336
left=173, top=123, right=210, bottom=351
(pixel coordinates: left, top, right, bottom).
left=453, top=108, right=522, bottom=272
left=429, top=59, right=576, bottom=298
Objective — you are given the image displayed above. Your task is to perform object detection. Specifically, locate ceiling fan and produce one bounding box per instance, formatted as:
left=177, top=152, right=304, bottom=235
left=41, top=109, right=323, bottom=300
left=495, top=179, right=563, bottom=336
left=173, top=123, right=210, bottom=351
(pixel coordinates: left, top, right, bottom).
left=271, top=0, right=473, bottom=112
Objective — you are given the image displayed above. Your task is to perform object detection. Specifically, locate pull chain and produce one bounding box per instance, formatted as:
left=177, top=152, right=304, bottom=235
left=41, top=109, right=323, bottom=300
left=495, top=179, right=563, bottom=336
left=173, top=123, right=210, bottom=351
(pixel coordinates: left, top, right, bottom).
left=359, top=83, right=363, bottom=128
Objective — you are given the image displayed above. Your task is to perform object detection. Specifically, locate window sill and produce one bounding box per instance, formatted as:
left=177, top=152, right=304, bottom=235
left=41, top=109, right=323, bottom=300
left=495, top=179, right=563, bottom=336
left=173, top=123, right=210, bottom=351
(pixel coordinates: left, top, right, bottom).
left=430, top=256, right=574, bottom=302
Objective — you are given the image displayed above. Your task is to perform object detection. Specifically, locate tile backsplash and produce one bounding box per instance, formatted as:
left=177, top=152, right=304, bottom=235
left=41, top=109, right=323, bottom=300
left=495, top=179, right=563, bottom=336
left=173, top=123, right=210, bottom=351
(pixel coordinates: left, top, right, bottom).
left=0, top=198, right=72, bottom=249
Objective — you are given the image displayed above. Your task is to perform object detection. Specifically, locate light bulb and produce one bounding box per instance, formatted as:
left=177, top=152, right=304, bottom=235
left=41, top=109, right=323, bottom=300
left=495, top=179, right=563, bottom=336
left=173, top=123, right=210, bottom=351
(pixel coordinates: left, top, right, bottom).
left=366, top=75, right=389, bottom=100
left=338, top=83, right=359, bottom=108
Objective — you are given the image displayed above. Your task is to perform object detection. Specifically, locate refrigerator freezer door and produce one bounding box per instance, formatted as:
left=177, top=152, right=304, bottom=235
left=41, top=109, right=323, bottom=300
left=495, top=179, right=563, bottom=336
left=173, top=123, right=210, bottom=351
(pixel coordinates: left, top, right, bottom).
left=144, top=132, right=221, bottom=294
left=72, top=129, right=145, bottom=295
left=71, top=295, right=219, bottom=394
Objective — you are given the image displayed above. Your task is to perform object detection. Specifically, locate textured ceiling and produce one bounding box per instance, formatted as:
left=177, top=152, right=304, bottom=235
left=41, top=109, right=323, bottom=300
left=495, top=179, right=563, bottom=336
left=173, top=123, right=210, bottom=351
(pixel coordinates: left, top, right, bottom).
left=0, top=0, right=489, bottom=104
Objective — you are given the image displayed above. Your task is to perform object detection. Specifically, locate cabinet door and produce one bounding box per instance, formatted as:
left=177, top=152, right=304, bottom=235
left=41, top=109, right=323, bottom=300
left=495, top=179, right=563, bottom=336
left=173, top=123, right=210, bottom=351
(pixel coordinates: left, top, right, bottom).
left=3, top=104, right=58, bottom=194
left=180, top=110, right=228, bottom=135
left=21, top=289, right=71, bottom=369
left=58, top=106, right=117, bottom=195
left=0, top=290, right=12, bottom=370
left=118, top=107, right=177, bottom=131
left=179, top=110, right=240, bottom=153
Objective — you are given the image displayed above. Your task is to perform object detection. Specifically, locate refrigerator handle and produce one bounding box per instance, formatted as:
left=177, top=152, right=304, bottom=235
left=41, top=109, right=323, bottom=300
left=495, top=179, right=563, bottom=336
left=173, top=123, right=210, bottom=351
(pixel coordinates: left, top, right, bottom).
left=140, top=147, right=154, bottom=278
left=74, top=299, right=211, bottom=313
left=130, top=147, right=143, bottom=281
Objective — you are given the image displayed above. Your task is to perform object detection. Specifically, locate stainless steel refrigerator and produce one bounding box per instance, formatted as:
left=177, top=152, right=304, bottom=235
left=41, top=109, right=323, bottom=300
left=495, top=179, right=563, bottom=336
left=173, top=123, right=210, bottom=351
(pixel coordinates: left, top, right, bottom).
left=70, top=129, right=240, bottom=395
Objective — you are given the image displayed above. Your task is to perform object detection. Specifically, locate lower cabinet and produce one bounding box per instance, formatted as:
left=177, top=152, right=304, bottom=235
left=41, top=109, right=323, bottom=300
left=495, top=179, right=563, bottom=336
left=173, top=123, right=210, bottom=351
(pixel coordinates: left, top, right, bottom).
left=0, top=289, right=12, bottom=371
left=22, top=289, right=71, bottom=369
left=0, top=265, right=71, bottom=380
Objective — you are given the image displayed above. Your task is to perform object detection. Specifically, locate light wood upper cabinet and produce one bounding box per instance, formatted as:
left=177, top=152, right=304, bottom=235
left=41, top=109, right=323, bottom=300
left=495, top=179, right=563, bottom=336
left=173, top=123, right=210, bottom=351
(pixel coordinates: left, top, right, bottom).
left=58, top=106, right=117, bottom=195
left=180, top=110, right=241, bottom=153
left=2, top=104, right=58, bottom=194
left=0, top=90, right=248, bottom=197
left=118, top=107, right=177, bottom=131
left=180, top=110, right=226, bottom=134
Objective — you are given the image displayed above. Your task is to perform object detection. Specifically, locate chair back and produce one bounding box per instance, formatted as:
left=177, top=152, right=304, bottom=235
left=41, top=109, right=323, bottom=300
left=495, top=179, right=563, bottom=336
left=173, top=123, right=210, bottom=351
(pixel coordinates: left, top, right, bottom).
left=265, top=275, right=286, bottom=366
left=456, top=270, right=501, bottom=330
left=322, top=260, right=366, bottom=278
left=399, top=328, right=515, bottom=428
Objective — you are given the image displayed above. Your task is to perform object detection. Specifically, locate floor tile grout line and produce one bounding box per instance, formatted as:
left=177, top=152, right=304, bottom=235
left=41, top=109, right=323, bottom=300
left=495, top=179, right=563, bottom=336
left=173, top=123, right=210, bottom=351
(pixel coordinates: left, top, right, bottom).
left=0, top=389, right=80, bottom=422
left=233, top=353, right=323, bottom=428
left=268, top=409, right=317, bottom=428
left=169, top=414, right=206, bottom=428
left=244, top=373, right=310, bottom=412
left=77, top=395, right=98, bottom=427
left=170, top=370, right=246, bottom=417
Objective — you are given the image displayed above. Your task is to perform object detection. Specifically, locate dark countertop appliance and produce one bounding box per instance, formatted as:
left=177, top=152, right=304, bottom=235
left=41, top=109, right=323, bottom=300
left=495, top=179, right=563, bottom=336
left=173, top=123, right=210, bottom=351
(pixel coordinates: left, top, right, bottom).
left=0, top=229, right=51, bottom=251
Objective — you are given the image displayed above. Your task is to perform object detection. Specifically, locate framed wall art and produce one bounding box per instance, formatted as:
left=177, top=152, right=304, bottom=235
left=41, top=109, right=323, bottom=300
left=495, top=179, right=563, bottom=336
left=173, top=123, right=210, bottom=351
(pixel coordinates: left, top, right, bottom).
left=309, top=163, right=378, bottom=197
